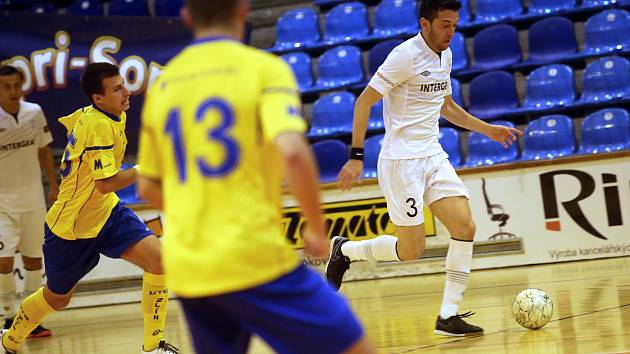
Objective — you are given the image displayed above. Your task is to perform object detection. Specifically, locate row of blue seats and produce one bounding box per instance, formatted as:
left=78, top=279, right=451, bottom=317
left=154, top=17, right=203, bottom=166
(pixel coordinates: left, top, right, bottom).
left=305, top=56, right=630, bottom=138
left=312, top=108, right=630, bottom=182
left=1, top=0, right=183, bottom=17
left=271, top=0, right=630, bottom=54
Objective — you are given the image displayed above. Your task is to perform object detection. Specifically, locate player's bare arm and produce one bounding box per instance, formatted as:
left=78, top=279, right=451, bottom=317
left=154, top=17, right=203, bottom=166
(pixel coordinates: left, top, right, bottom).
left=138, top=176, right=163, bottom=209
left=440, top=95, right=523, bottom=148
left=338, top=85, right=382, bottom=191
left=94, top=166, right=138, bottom=194
left=37, top=146, right=58, bottom=205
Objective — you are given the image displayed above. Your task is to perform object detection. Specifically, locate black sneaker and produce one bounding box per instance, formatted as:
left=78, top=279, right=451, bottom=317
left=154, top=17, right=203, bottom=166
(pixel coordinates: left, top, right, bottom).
left=142, top=340, right=180, bottom=353
left=3, top=318, right=52, bottom=338
left=435, top=311, right=484, bottom=337
left=325, top=236, right=351, bottom=291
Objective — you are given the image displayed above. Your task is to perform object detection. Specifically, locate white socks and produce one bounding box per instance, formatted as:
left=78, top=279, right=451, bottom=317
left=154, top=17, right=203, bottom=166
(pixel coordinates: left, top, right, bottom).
left=22, top=268, right=43, bottom=300
left=439, top=239, right=473, bottom=319
left=341, top=235, right=400, bottom=262
left=0, top=272, right=16, bottom=319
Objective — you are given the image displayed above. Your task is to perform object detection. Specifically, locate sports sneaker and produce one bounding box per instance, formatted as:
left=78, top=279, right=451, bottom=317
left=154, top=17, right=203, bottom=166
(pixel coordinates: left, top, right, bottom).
left=3, top=318, right=51, bottom=339
left=0, top=330, right=16, bottom=354
left=141, top=340, right=180, bottom=354
left=325, top=236, right=351, bottom=291
left=435, top=311, right=484, bottom=337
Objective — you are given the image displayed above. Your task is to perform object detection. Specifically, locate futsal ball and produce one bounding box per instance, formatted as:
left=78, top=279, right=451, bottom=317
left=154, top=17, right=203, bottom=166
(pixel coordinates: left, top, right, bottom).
left=511, top=288, right=554, bottom=329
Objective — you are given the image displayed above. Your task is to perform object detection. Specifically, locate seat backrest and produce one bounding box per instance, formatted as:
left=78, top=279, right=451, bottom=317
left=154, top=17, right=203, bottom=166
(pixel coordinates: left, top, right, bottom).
left=528, top=17, right=578, bottom=62
left=476, top=0, right=523, bottom=22
left=316, top=45, right=364, bottom=88
left=438, top=128, right=462, bottom=166
left=450, top=32, right=469, bottom=71
left=282, top=52, right=314, bottom=91
left=467, top=120, right=519, bottom=166
left=66, top=0, right=103, bottom=15
left=451, top=78, right=464, bottom=107
left=468, top=71, right=519, bottom=119
left=580, top=108, right=630, bottom=152
left=523, top=64, right=576, bottom=108
left=312, top=140, right=349, bottom=182
left=523, top=115, right=575, bottom=160
left=368, top=100, right=384, bottom=131
left=473, top=24, right=522, bottom=70
left=528, top=0, right=575, bottom=15
left=311, top=92, right=356, bottom=136
left=459, top=0, right=471, bottom=23
left=373, top=0, right=419, bottom=37
left=368, top=39, right=403, bottom=75
left=584, top=9, right=630, bottom=53
left=364, top=134, right=384, bottom=177
left=323, top=1, right=369, bottom=43
left=109, top=0, right=149, bottom=16
left=274, top=8, right=320, bottom=49
left=154, top=0, right=182, bottom=16
left=581, top=56, right=630, bottom=102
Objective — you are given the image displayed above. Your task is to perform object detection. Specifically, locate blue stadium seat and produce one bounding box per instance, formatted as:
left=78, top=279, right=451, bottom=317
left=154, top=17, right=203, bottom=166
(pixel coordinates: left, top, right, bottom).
left=109, top=0, right=149, bottom=16
left=582, top=0, right=624, bottom=8
left=579, top=108, right=630, bottom=153
left=466, top=121, right=519, bottom=166
left=473, top=24, right=522, bottom=70
left=364, top=134, right=384, bottom=178
left=323, top=2, right=370, bottom=44
left=450, top=32, right=469, bottom=72
left=526, top=17, right=578, bottom=63
left=372, top=0, right=419, bottom=39
left=439, top=128, right=463, bottom=166
left=522, top=115, right=576, bottom=160
left=580, top=56, right=630, bottom=103
left=475, top=0, right=524, bottom=23
left=468, top=71, right=519, bottom=119
left=528, top=0, right=575, bottom=15
left=583, top=9, right=630, bottom=55
left=272, top=8, right=321, bottom=51
left=309, top=92, right=355, bottom=137
left=312, top=140, right=348, bottom=183
left=368, top=100, right=384, bottom=131
left=523, top=64, right=576, bottom=110
left=368, top=39, right=403, bottom=75
left=315, top=45, right=364, bottom=90
left=315, top=0, right=349, bottom=6
left=282, top=52, right=314, bottom=91
left=154, top=0, right=182, bottom=16
left=459, top=0, right=472, bottom=24
left=66, top=0, right=103, bottom=15
left=31, top=2, right=56, bottom=13
left=451, top=78, right=464, bottom=107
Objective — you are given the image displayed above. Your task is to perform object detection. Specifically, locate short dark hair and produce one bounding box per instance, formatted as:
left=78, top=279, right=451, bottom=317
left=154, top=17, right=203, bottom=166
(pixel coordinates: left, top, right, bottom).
left=420, top=0, right=462, bottom=22
left=185, top=0, right=241, bottom=27
left=81, top=62, right=120, bottom=102
left=0, top=65, right=24, bottom=81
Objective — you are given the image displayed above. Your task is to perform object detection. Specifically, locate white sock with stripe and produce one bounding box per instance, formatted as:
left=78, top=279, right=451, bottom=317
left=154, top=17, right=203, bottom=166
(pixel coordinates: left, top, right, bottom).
left=439, top=238, right=473, bottom=319
left=0, top=272, right=16, bottom=319
left=341, top=235, right=400, bottom=262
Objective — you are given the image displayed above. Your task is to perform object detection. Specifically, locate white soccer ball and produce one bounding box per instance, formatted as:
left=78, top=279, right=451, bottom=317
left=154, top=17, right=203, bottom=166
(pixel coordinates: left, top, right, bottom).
left=512, top=288, right=554, bottom=329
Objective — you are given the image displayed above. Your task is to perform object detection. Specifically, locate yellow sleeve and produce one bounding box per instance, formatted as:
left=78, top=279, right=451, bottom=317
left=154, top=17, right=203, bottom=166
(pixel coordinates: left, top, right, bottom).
left=138, top=87, right=162, bottom=179
left=83, top=120, right=118, bottom=181
left=259, top=57, right=306, bottom=142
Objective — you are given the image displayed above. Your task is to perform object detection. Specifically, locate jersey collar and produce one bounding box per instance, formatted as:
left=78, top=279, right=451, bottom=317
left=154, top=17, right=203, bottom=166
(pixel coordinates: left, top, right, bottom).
left=190, top=36, right=235, bottom=46
left=93, top=104, right=122, bottom=122
left=417, top=32, right=443, bottom=62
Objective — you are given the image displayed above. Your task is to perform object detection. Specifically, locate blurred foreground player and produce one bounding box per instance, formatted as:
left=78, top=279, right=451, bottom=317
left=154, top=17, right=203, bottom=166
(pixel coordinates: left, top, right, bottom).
left=137, top=0, right=375, bottom=353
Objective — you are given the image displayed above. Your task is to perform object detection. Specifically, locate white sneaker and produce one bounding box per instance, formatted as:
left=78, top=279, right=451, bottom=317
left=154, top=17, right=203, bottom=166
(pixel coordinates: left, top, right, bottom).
left=0, top=330, right=16, bottom=354
left=141, top=340, right=180, bottom=354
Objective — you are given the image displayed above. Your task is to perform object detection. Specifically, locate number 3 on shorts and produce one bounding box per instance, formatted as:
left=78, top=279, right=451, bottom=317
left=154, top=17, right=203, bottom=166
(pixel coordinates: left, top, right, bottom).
left=405, top=198, right=418, bottom=218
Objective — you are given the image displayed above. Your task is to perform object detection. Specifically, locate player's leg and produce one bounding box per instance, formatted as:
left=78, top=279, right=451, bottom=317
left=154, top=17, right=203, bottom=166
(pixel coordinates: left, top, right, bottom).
left=327, top=159, right=424, bottom=290
left=0, top=213, right=21, bottom=324
left=425, top=153, right=482, bottom=336
left=101, top=204, right=175, bottom=353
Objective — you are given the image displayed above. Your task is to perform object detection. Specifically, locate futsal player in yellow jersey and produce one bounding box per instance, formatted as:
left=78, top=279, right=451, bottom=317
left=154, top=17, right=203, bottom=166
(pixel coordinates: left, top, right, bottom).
left=137, top=1, right=374, bottom=353
left=0, top=63, right=179, bottom=354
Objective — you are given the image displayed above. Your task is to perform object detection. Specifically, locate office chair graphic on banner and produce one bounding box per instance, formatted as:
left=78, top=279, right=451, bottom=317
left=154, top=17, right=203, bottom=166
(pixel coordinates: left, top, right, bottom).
left=482, top=178, right=516, bottom=240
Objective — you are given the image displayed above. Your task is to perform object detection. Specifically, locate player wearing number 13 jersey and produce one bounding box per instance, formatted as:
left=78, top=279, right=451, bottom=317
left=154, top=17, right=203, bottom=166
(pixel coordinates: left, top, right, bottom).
left=137, top=1, right=373, bottom=353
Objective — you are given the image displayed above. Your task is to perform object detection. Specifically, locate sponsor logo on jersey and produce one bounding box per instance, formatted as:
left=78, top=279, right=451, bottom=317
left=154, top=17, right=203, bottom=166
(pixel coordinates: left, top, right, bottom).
left=420, top=70, right=432, bottom=77
left=418, top=81, right=449, bottom=93
left=0, top=139, right=35, bottom=152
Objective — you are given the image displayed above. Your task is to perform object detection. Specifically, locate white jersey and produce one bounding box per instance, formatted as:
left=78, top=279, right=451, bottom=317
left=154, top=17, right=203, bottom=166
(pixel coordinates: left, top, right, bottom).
left=369, top=33, right=452, bottom=160
left=0, top=101, right=53, bottom=213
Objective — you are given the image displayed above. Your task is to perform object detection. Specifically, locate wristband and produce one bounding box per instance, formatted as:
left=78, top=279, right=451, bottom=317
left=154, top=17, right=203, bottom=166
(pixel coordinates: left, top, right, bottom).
left=349, top=147, right=365, bottom=161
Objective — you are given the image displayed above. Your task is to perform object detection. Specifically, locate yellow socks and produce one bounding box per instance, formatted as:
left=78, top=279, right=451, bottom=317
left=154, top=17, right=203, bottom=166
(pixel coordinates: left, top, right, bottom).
left=141, top=272, right=168, bottom=351
left=2, top=287, right=56, bottom=352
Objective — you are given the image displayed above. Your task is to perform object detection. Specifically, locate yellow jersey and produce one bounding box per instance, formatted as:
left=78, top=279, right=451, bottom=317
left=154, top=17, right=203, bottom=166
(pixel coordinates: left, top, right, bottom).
left=46, top=105, right=127, bottom=240
left=138, top=37, right=306, bottom=297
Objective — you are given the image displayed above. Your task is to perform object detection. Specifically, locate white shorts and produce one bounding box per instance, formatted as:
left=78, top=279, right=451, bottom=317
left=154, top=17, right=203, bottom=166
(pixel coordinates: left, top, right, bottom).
left=377, top=152, right=469, bottom=227
left=0, top=209, right=46, bottom=258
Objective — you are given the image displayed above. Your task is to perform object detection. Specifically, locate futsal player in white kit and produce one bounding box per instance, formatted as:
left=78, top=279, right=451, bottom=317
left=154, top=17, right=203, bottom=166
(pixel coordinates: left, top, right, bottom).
left=326, top=0, right=522, bottom=336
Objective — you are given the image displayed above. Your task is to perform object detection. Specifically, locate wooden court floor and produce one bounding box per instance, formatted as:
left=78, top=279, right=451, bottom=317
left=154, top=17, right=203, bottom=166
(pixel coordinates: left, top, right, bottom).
left=15, top=256, right=630, bottom=354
